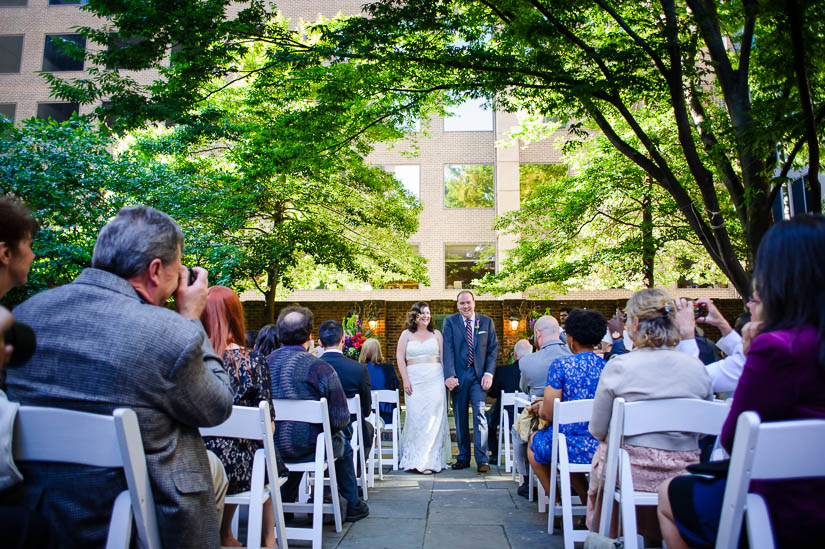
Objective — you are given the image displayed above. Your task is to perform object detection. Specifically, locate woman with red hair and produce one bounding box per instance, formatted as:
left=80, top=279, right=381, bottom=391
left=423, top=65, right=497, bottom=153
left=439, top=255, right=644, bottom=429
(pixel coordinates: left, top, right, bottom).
left=200, top=286, right=276, bottom=547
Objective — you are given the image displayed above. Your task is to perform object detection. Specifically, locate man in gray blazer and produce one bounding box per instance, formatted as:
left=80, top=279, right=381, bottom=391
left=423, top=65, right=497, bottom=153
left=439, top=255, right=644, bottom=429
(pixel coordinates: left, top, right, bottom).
left=513, top=315, right=570, bottom=495
left=7, top=206, right=234, bottom=548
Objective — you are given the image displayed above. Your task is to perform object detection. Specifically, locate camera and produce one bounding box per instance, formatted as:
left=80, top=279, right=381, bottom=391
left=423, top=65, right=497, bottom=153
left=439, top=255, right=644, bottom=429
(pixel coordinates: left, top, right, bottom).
left=187, top=267, right=197, bottom=286
left=694, top=302, right=709, bottom=319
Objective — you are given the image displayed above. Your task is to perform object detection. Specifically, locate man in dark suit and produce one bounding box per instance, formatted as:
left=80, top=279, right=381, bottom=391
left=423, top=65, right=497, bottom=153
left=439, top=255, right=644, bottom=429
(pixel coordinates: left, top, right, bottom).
left=319, top=320, right=374, bottom=455
left=443, top=290, right=499, bottom=472
left=7, top=206, right=235, bottom=548
left=486, top=339, right=531, bottom=464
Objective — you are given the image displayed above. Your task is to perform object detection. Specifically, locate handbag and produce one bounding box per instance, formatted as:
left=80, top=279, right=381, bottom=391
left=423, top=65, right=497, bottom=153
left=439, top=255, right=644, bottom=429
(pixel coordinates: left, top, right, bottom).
left=513, top=406, right=539, bottom=442
left=584, top=532, right=623, bottom=549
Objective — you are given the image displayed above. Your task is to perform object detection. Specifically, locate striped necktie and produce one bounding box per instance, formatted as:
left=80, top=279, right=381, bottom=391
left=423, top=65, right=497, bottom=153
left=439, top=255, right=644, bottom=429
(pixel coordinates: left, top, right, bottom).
left=465, top=318, right=474, bottom=366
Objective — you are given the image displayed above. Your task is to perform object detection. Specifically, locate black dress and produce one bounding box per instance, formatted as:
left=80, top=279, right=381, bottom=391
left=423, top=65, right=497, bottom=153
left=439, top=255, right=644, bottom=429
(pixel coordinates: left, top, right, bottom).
left=204, top=348, right=273, bottom=495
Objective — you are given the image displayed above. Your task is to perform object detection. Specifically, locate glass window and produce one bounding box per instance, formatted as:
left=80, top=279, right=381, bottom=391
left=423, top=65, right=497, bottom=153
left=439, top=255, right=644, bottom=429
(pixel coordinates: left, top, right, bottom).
left=445, top=243, right=495, bottom=289
left=385, top=165, right=420, bottom=198
left=519, top=163, right=568, bottom=201
left=0, top=103, right=15, bottom=122
left=381, top=244, right=421, bottom=289
left=0, top=0, right=27, bottom=6
left=49, top=0, right=88, bottom=4
left=444, top=97, right=493, bottom=132
left=36, top=102, right=79, bottom=122
left=444, top=164, right=494, bottom=208
left=42, top=34, right=85, bottom=72
left=0, top=35, right=24, bottom=73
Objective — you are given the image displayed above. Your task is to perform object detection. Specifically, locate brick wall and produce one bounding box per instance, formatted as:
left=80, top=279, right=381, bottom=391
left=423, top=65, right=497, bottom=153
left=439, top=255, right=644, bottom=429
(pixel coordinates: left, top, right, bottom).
left=243, top=297, right=747, bottom=364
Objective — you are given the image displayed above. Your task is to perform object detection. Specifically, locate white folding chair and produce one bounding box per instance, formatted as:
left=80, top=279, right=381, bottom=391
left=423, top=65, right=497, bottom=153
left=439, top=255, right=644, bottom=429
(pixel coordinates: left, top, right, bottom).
left=13, top=406, right=161, bottom=549
left=374, top=389, right=400, bottom=470
left=513, top=392, right=531, bottom=485
left=546, top=398, right=594, bottom=548
left=346, top=395, right=368, bottom=501
left=271, top=398, right=342, bottom=549
left=599, top=397, right=730, bottom=549
left=716, top=412, right=825, bottom=549
left=368, top=390, right=383, bottom=485
left=200, top=402, right=288, bottom=549
left=498, top=391, right=516, bottom=473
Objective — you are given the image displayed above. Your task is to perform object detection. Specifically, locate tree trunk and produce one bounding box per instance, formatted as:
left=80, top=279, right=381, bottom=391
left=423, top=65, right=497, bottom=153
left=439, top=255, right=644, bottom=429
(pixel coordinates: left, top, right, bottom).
left=264, top=265, right=279, bottom=324
left=641, top=180, right=655, bottom=288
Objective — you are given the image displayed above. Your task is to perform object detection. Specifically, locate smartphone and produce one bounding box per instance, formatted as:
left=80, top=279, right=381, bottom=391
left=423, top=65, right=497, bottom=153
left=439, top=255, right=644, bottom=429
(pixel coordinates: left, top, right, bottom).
left=694, top=302, right=708, bottom=319
left=187, top=267, right=197, bottom=286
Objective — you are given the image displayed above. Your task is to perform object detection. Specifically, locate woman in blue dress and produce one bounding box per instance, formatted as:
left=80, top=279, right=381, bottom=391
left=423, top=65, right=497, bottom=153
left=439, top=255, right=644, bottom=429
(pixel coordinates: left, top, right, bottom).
left=528, top=308, right=608, bottom=502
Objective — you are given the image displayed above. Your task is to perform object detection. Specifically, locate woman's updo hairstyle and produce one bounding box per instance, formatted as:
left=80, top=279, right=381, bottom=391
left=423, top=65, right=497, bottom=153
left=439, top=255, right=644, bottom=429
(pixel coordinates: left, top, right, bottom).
left=625, top=288, right=680, bottom=348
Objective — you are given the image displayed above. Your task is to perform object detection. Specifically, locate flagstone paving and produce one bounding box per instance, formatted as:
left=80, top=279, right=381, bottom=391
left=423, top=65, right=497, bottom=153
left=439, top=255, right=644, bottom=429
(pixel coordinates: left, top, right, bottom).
left=316, top=463, right=565, bottom=549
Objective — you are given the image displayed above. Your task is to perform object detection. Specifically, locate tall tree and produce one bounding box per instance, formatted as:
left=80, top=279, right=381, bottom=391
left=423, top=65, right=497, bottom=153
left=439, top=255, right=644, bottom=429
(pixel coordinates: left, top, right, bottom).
left=478, top=127, right=726, bottom=294
left=313, top=0, right=825, bottom=295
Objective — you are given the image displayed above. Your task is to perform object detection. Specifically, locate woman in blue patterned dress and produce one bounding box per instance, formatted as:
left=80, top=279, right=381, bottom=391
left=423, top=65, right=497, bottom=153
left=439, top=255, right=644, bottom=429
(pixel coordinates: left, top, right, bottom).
left=528, top=308, right=607, bottom=502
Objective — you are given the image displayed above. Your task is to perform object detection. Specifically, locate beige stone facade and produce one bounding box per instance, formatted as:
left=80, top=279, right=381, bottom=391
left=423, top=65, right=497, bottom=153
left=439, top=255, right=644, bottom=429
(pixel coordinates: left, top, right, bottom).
left=0, top=1, right=739, bottom=306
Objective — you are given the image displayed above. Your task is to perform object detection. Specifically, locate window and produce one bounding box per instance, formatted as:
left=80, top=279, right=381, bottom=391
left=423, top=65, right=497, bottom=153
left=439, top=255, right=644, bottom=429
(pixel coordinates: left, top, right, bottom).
left=0, top=0, right=27, bottom=6
left=444, top=164, right=494, bottom=208
left=385, top=165, right=420, bottom=198
left=49, top=0, right=88, bottom=4
left=445, top=244, right=495, bottom=289
left=444, top=97, right=493, bottom=132
left=381, top=244, right=421, bottom=289
left=0, top=35, right=24, bottom=73
left=0, top=103, right=15, bottom=122
left=42, top=34, right=85, bottom=72
left=519, top=164, right=568, bottom=202
left=36, top=102, right=79, bottom=122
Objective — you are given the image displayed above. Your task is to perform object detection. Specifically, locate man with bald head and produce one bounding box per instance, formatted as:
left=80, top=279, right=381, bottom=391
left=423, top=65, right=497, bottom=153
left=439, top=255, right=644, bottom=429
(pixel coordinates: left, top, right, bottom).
left=266, top=306, right=369, bottom=522
left=512, top=316, right=570, bottom=496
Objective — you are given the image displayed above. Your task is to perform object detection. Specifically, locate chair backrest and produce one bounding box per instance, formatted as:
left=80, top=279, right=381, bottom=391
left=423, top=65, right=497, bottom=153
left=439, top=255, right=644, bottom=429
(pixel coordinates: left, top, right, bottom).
left=618, top=397, right=730, bottom=438
left=346, top=395, right=361, bottom=417
left=715, top=412, right=825, bottom=549
left=200, top=404, right=267, bottom=440
left=270, top=397, right=328, bottom=424
left=553, top=398, right=595, bottom=426
left=374, top=389, right=399, bottom=406
left=13, top=406, right=161, bottom=549
left=501, top=392, right=516, bottom=407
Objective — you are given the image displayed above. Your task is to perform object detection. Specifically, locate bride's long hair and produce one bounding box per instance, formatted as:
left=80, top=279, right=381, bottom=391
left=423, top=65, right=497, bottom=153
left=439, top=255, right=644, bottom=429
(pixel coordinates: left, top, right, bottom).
left=406, top=301, right=434, bottom=333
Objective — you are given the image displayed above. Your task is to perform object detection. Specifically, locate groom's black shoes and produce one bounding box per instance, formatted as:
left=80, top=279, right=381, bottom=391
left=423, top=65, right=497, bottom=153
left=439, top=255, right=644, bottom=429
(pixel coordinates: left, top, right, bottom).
left=477, top=463, right=490, bottom=473
left=451, top=460, right=470, bottom=470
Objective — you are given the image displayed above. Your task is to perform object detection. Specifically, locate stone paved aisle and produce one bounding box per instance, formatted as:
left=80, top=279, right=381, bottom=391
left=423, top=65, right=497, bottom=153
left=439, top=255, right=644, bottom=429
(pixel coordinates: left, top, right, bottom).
left=317, top=464, right=564, bottom=549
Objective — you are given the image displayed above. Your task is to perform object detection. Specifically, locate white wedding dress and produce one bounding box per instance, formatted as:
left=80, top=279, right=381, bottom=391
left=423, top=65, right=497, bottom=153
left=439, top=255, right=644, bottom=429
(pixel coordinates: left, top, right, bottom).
left=399, top=338, right=450, bottom=472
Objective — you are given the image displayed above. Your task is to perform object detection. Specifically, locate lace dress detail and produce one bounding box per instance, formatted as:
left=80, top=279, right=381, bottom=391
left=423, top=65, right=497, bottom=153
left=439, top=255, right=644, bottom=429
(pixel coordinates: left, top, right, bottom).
left=399, top=337, right=449, bottom=472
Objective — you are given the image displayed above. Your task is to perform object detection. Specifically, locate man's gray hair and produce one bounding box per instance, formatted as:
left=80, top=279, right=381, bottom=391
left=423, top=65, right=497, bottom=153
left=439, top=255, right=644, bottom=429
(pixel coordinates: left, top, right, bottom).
left=92, top=206, right=184, bottom=278
left=513, top=339, right=533, bottom=360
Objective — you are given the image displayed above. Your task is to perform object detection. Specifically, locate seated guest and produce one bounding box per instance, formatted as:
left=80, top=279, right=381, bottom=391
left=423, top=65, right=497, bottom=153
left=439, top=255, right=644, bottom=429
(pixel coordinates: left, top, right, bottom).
left=587, top=288, right=713, bottom=542
left=486, top=339, right=528, bottom=465
left=659, top=214, right=825, bottom=549
left=513, top=315, right=570, bottom=497
left=0, top=199, right=56, bottom=548
left=358, top=338, right=398, bottom=424
left=528, top=309, right=607, bottom=503
left=201, top=286, right=276, bottom=547
left=267, top=307, right=369, bottom=522
left=254, top=323, right=279, bottom=356
left=319, top=320, right=374, bottom=457
left=6, top=205, right=234, bottom=548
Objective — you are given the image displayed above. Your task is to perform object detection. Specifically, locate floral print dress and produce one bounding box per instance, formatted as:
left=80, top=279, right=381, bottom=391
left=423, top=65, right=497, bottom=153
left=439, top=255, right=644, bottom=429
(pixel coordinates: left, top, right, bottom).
left=203, top=348, right=274, bottom=495
left=530, top=351, right=605, bottom=465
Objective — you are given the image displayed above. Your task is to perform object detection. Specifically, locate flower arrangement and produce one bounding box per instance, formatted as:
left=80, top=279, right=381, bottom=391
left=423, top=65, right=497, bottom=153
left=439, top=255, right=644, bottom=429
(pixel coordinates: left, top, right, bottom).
left=342, top=314, right=374, bottom=359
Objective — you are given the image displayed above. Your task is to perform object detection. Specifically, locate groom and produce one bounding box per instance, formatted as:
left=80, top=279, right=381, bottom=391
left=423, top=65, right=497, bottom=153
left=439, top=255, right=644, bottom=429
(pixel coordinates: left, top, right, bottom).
left=443, top=290, right=499, bottom=472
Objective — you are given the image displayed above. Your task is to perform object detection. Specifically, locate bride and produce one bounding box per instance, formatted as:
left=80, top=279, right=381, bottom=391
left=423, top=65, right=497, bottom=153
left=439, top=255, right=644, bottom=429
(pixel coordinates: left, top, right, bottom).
left=397, top=302, right=449, bottom=474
